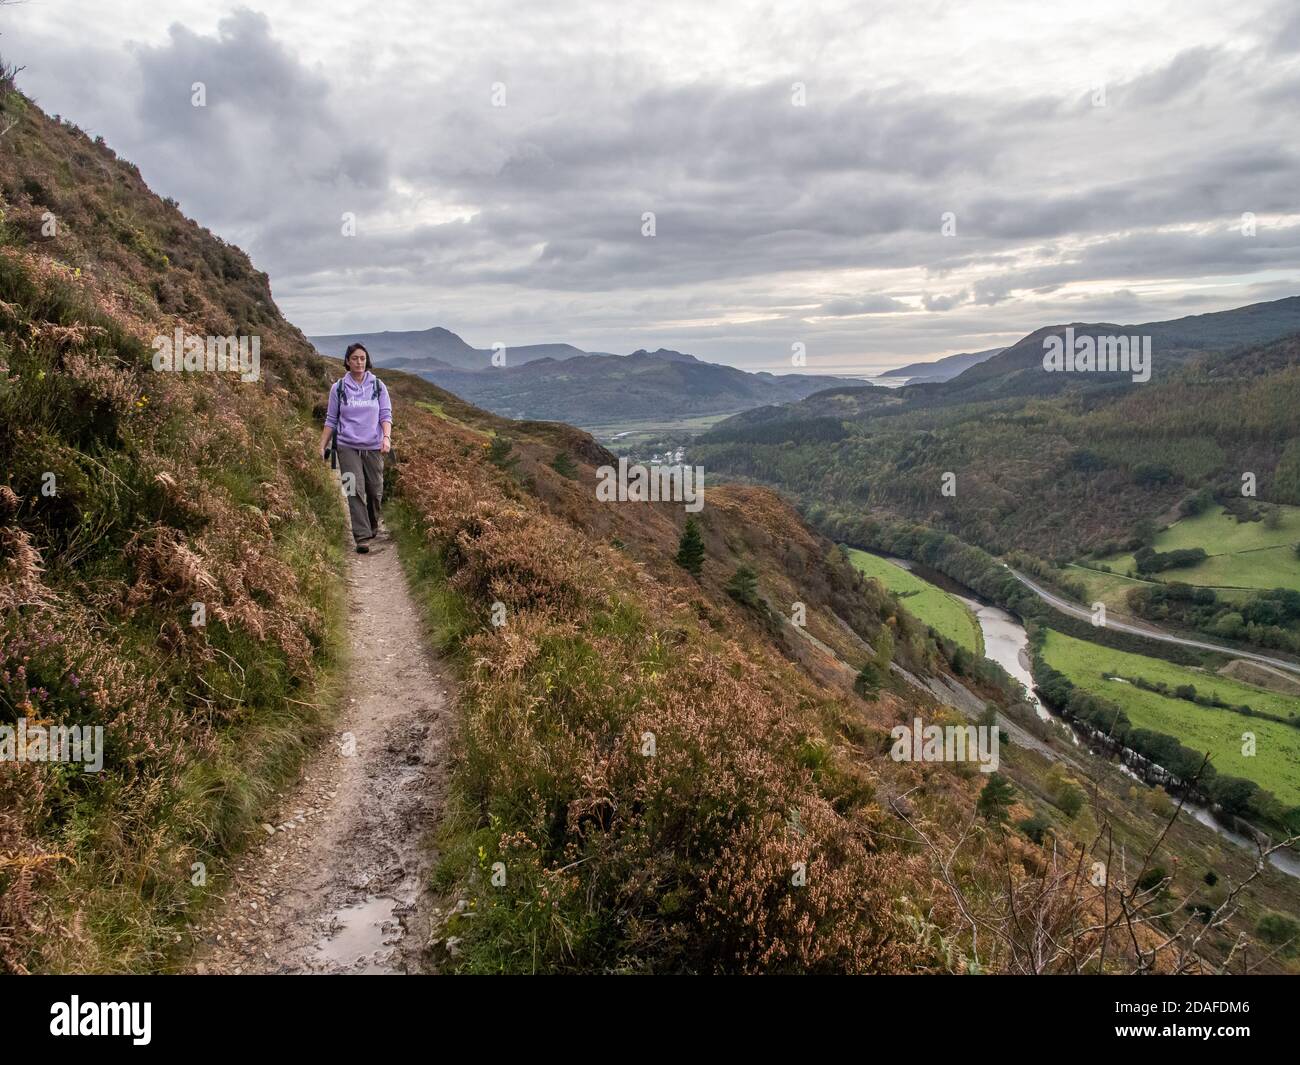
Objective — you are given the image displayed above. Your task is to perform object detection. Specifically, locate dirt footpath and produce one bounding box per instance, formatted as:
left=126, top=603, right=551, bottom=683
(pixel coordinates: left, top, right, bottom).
left=186, top=526, right=452, bottom=974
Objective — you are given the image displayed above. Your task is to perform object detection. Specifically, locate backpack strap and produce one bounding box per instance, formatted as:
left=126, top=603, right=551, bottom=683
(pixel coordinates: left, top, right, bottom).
left=336, top=377, right=379, bottom=402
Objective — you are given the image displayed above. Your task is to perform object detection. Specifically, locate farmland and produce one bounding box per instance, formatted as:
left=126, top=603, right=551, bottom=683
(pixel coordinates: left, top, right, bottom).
left=1090, top=504, right=1300, bottom=593
left=1041, top=629, right=1300, bottom=806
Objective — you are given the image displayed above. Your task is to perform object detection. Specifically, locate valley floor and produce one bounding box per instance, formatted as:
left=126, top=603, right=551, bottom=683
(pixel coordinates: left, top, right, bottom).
left=1011, top=568, right=1300, bottom=677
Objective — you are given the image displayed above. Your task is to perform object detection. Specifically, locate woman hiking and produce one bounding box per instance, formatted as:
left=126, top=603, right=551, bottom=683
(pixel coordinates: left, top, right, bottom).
left=319, top=342, right=392, bottom=554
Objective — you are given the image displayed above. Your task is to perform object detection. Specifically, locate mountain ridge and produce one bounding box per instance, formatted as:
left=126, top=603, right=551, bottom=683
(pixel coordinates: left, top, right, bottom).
left=381, top=343, right=863, bottom=425
left=944, top=296, right=1300, bottom=398
left=886, top=347, right=1004, bottom=382
left=309, top=324, right=617, bottom=371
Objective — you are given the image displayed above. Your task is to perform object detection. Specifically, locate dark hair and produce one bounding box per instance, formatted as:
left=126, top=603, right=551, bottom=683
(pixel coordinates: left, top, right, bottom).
left=343, top=342, right=372, bottom=371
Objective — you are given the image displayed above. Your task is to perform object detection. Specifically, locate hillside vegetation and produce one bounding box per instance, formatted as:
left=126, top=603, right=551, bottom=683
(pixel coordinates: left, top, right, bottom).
left=698, top=327, right=1300, bottom=562
left=0, top=72, right=346, bottom=972
left=369, top=370, right=1012, bottom=971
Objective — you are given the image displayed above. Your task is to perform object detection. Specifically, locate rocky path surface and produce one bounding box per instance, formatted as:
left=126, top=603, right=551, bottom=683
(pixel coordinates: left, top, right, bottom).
left=186, top=525, right=452, bottom=974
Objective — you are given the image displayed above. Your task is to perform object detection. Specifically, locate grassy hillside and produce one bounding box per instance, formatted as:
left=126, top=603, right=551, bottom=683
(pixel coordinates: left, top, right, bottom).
left=845, top=548, right=982, bottom=656
left=1066, top=565, right=1160, bottom=611
left=379, top=380, right=960, bottom=972
left=0, top=71, right=347, bottom=972
left=1093, top=503, right=1300, bottom=591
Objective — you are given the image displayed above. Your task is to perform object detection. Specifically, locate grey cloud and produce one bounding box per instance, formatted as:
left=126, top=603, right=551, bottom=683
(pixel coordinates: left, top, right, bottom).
left=922, top=291, right=970, bottom=312
left=816, top=295, right=913, bottom=316
left=1270, top=1, right=1300, bottom=52
left=1120, top=46, right=1220, bottom=107
left=6, top=3, right=1299, bottom=370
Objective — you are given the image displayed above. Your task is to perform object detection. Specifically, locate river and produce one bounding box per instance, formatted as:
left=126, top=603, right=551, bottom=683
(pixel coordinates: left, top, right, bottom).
left=877, top=553, right=1300, bottom=879
left=885, top=557, right=1049, bottom=720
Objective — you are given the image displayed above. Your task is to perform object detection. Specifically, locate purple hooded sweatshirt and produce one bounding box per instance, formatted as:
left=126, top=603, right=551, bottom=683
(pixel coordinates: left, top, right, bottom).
left=325, top=371, right=392, bottom=450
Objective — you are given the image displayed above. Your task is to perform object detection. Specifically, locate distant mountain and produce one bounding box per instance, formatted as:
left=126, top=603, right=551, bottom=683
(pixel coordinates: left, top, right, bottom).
left=400, top=347, right=860, bottom=425
left=308, top=325, right=614, bottom=371
left=697, top=311, right=1300, bottom=557
left=945, top=297, right=1300, bottom=400
left=884, top=347, right=1003, bottom=383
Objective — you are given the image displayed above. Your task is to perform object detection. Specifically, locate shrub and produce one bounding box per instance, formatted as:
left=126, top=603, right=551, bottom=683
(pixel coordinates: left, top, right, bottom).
left=854, top=659, right=884, bottom=694
left=1017, top=812, right=1052, bottom=844
left=674, top=518, right=705, bottom=577
left=549, top=451, right=578, bottom=479
left=487, top=434, right=518, bottom=472
left=977, top=773, right=1016, bottom=825
left=1136, top=866, right=1168, bottom=894
left=1256, top=912, right=1300, bottom=954
left=724, top=564, right=759, bottom=607
left=1045, top=764, right=1086, bottom=819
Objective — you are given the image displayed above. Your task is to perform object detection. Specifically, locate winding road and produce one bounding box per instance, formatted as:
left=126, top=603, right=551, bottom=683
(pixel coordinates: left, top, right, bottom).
left=1007, top=567, right=1300, bottom=678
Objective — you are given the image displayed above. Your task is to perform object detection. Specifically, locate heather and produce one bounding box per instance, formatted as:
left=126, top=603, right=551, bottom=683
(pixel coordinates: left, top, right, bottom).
left=0, top=83, right=346, bottom=972
left=385, top=392, right=964, bottom=973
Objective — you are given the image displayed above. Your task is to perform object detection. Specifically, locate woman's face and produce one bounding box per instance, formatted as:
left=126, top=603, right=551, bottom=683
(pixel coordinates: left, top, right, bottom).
left=347, top=349, right=368, bottom=373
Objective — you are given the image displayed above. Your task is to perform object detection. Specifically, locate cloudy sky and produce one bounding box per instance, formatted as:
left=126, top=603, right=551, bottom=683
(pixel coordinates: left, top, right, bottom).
left=6, top=1, right=1300, bottom=373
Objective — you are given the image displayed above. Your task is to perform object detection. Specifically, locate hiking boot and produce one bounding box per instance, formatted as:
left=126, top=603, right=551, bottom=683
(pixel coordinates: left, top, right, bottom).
left=356, top=543, right=370, bottom=554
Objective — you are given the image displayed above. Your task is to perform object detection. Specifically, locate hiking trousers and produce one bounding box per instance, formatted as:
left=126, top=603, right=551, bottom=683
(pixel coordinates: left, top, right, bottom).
left=336, top=446, right=384, bottom=543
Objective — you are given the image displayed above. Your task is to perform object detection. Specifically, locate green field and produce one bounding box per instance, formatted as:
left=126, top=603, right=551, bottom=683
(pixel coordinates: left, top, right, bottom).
left=846, top=548, right=983, bottom=656
left=1061, top=560, right=1253, bottom=612
left=1041, top=629, right=1300, bottom=805
left=1093, top=504, right=1300, bottom=592
left=1065, top=564, right=1156, bottom=610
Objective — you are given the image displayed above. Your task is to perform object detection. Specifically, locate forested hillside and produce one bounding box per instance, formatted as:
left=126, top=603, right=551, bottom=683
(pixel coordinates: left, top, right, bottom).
left=698, top=330, right=1300, bottom=558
